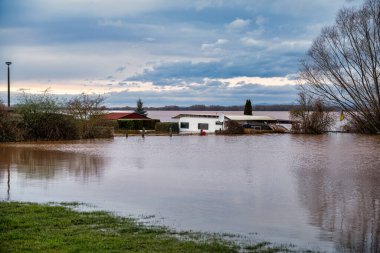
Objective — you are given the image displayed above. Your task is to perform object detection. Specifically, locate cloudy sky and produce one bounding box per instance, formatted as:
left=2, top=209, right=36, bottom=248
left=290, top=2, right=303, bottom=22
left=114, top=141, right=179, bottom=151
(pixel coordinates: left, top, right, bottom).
left=0, top=0, right=363, bottom=106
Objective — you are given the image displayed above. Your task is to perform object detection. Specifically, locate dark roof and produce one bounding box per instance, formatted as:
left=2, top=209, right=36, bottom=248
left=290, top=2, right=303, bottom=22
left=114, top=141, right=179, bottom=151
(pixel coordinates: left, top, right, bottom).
left=102, top=112, right=149, bottom=120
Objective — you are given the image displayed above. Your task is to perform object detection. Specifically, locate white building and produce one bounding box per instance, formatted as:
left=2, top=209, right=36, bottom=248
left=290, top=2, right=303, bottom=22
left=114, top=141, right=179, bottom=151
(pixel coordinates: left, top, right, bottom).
left=172, top=114, right=224, bottom=133
left=173, top=113, right=290, bottom=133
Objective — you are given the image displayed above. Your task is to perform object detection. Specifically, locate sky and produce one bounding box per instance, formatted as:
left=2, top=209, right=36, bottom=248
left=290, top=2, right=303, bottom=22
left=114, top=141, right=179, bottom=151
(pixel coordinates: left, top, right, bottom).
left=0, top=0, right=363, bottom=107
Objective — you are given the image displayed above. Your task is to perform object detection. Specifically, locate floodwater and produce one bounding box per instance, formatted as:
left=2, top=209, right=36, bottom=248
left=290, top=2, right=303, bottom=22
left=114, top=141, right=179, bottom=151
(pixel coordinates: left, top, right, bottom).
left=1, top=134, right=379, bottom=252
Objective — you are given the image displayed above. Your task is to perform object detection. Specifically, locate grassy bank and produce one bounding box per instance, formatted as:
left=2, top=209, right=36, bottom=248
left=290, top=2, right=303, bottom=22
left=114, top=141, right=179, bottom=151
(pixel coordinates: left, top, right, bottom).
left=0, top=202, right=300, bottom=253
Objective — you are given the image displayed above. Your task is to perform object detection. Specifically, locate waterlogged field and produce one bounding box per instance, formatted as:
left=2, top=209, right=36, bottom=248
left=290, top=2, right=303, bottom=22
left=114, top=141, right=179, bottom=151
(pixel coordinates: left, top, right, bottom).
left=1, top=133, right=380, bottom=252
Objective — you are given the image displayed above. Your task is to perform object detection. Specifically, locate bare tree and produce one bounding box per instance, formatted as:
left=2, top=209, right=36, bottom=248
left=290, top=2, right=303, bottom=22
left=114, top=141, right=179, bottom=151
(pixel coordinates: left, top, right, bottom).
left=66, top=93, right=107, bottom=138
left=300, top=0, right=380, bottom=133
left=290, top=91, right=335, bottom=134
left=66, top=93, right=105, bottom=121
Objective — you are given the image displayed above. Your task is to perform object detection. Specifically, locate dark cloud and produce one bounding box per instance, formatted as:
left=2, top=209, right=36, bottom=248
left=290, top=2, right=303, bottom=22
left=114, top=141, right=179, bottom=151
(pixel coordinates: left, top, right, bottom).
left=127, top=55, right=300, bottom=84
left=103, top=83, right=298, bottom=107
left=0, top=0, right=362, bottom=106
left=0, top=82, right=297, bottom=107
left=115, top=66, right=126, bottom=72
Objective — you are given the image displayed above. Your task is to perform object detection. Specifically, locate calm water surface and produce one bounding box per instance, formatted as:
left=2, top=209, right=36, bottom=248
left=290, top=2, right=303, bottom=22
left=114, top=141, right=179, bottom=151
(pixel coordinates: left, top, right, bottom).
left=1, top=134, right=379, bottom=252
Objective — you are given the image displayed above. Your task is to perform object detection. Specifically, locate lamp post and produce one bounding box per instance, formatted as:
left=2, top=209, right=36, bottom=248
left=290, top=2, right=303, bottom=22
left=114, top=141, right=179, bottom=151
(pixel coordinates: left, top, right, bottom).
left=5, top=62, right=12, bottom=108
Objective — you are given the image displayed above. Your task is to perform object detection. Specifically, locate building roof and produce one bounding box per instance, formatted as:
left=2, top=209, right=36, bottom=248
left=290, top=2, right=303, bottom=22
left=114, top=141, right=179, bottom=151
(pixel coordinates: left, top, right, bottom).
left=173, top=114, right=276, bottom=121
left=172, top=113, right=294, bottom=123
left=173, top=114, right=292, bottom=124
left=102, top=112, right=149, bottom=120
left=224, top=115, right=275, bottom=121
left=172, top=114, right=219, bottom=119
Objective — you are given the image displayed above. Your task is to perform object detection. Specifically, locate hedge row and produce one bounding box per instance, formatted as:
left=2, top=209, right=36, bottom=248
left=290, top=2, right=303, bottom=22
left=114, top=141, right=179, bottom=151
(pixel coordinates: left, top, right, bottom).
left=155, top=122, right=179, bottom=133
left=117, top=119, right=160, bottom=130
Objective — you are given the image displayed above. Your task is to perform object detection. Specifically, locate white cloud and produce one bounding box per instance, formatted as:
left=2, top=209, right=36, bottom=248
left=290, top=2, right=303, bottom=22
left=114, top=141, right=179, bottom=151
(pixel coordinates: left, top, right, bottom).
left=240, top=37, right=264, bottom=47
left=201, top=39, right=228, bottom=49
left=98, top=19, right=127, bottom=28
left=225, top=18, right=251, bottom=31
left=255, top=15, right=267, bottom=26
left=201, top=39, right=228, bottom=55
left=215, top=39, right=228, bottom=45
left=31, top=0, right=182, bottom=17
left=240, top=37, right=311, bottom=51
left=143, top=37, right=156, bottom=42
left=268, top=39, right=311, bottom=51
left=216, top=76, right=299, bottom=87
left=30, top=0, right=232, bottom=18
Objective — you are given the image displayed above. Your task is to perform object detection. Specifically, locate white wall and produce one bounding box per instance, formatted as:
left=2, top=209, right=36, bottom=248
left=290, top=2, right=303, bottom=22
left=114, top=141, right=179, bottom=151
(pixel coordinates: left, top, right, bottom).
left=178, top=117, right=223, bottom=133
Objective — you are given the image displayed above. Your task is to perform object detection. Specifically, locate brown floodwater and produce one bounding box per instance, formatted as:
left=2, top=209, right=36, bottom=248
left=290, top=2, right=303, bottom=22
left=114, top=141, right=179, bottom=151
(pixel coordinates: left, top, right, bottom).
left=0, top=134, right=379, bottom=252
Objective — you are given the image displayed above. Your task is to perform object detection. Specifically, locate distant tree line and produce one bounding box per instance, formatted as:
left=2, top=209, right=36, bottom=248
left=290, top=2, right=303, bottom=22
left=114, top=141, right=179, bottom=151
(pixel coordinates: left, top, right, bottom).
left=110, top=104, right=335, bottom=112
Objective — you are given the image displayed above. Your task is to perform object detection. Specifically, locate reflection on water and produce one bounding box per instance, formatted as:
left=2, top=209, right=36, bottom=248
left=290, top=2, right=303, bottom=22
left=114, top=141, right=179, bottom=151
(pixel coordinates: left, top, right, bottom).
left=292, top=135, right=380, bottom=252
left=0, top=134, right=379, bottom=252
left=0, top=145, right=105, bottom=181
left=0, top=141, right=106, bottom=201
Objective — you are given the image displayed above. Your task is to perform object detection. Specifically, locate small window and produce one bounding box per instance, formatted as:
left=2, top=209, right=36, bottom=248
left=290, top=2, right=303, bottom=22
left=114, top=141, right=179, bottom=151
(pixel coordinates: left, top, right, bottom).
left=180, top=122, right=189, bottom=129
left=198, top=123, right=209, bottom=130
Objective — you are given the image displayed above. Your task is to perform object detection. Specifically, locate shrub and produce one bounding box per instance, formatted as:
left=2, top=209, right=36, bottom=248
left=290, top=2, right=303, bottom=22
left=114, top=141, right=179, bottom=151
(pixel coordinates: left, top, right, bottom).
left=290, top=92, right=335, bottom=134
left=223, top=120, right=244, bottom=134
left=16, top=91, right=80, bottom=140
left=21, top=112, right=79, bottom=140
left=0, top=103, right=24, bottom=142
left=142, top=119, right=160, bottom=130
left=84, top=125, right=114, bottom=138
left=66, top=93, right=107, bottom=138
left=134, top=120, right=144, bottom=130
left=155, top=122, right=179, bottom=133
left=41, top=113, right=79, bottom=140
left=118, top=119, right=160, bottom=130
left=117, top=120, right=133, bottom=130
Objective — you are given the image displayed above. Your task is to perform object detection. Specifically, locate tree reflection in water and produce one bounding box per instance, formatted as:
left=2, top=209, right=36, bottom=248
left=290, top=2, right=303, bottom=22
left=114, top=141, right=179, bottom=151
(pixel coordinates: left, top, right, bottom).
left=293, top=135, right=380, bottom=253
left=0, top=145, right=105, bottom=191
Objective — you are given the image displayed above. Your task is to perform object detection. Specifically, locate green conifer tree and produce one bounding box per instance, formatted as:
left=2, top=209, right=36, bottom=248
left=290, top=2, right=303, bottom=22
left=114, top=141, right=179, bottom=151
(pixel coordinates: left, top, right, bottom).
left=244, top=99, right=253, bottom=115
left=135, top=98, right=147, bottom=116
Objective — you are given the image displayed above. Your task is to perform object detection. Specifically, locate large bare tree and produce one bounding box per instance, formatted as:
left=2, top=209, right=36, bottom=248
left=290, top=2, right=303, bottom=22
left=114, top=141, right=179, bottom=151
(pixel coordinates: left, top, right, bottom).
left=300, top=0, right=380, bottom=133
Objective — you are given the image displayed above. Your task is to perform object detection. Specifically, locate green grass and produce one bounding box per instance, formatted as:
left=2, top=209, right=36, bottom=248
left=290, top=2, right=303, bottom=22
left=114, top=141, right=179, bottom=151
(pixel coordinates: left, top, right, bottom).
left=0, top=201, right=306, bottom=253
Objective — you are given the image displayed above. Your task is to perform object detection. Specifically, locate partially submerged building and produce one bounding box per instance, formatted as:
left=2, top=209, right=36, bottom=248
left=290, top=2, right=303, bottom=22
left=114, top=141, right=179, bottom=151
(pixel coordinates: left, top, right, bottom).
left=172, top=114, right=224, bottom=133
left=172, top=113, right=292, bottom=133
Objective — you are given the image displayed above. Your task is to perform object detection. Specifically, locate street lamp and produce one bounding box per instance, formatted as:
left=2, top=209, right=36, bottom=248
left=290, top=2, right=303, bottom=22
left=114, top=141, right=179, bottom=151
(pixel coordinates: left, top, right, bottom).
left=5, top=62, right=12, bottom=108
